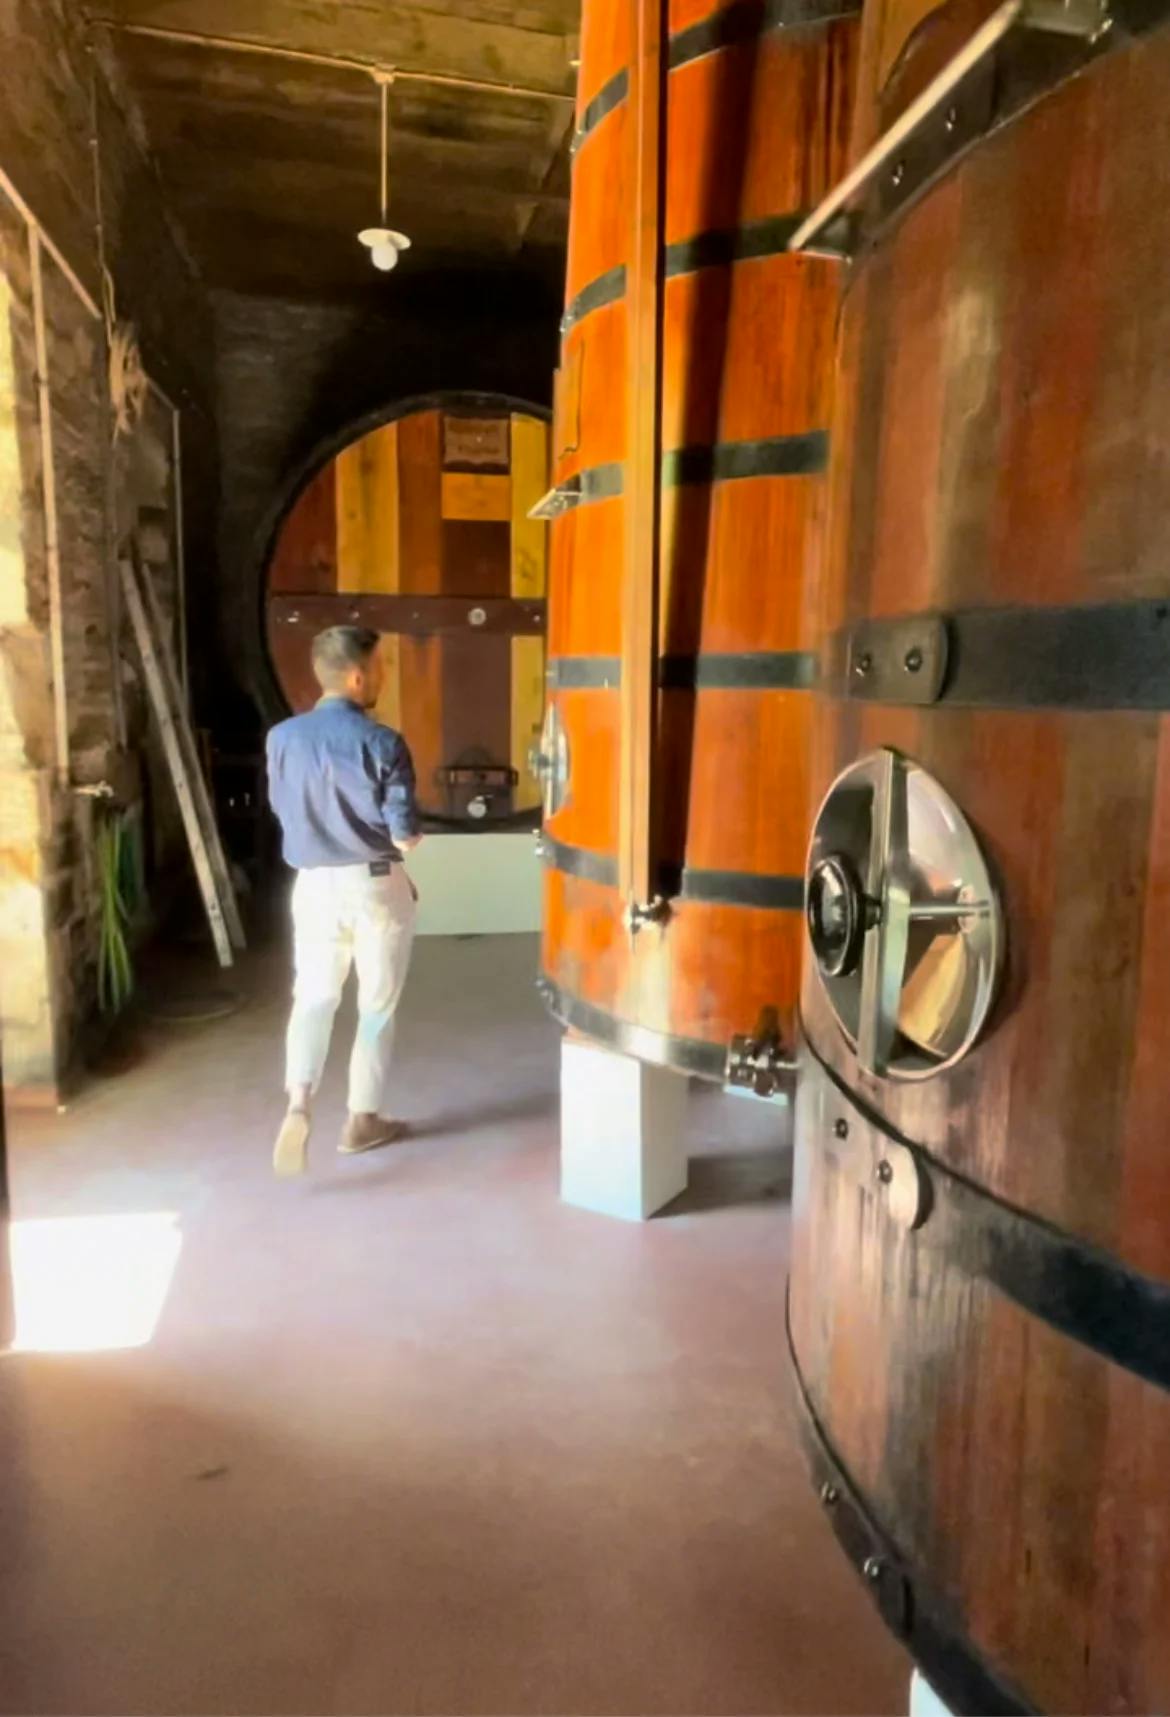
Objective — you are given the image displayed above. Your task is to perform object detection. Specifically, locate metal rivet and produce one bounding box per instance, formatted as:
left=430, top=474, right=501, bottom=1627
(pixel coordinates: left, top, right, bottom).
left=820, top=1483, right=839, bottom=1507
left=854, top=652, right=872, bottom=678
left=904, top=646, right=923, bottom=673
left=469, top=606, right=487, bottom=627
left=834, top=1118, right=849, bottom=1140
left=945, top=105, right=959, bottom=132
left=863, top=1555, right=884, bottom=1582
left=876, top=1160, right=894, bottom=1185
left=890, top=161, right=905, bottom=187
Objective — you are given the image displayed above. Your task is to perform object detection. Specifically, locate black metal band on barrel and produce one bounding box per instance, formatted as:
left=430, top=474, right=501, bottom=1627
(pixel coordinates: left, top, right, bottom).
left=829, top=599, right=1170, bottom=711
left=578, top=598, right=1170, bottom=707
left=553, top=438, right=826, bottom=511
left=573, top=0, right=859, bottom=153
left=561, top=265, right=626, bottom=334
left=546, top=656, right=622, bottom=690
left=536, top=975, right=730, bottom=1081
left=787, top=1298, right=1038, bottom=1717
left=667, top=864, right=804, bottom=908
left=540, top=834, right=804, bottom=911
left=669, top=0, right=861, bottom=69
left=571, top=68, right=629, bottom=153
left=268, top=592, right=545, bottom=637
left=664, top=431, right=829, bottom=485
left=664, top=212, right=809, bottom=276
left=564, top=212, right=810, bottom=333
left=804, top=1034, right=1170, bottom=1394
left=540, top=835, right=617, bottom=888
left=547, top=652, right=816, bottom=690
left=659, top=650, right=817, bottom=689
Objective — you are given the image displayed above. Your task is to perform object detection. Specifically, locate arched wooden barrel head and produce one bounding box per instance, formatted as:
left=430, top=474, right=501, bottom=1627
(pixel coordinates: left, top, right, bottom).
left=541, top=0, right=859, bottom=1078
left=790, top=6, right=1170, bottom=1711
left=263, top=395, right=550, bottom=829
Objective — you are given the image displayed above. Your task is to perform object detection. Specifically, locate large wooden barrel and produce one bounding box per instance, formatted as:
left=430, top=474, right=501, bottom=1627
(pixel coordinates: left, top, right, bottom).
left=264, top=394, right=549, bottom=828
left=538, top=0, right=858, bottom=1081
left=789, top=0, right=1170, bottom=1709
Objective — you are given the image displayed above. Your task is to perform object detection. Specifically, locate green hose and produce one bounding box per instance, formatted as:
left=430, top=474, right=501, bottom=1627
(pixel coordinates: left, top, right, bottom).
left=96, top=810, right=136, bottom=1015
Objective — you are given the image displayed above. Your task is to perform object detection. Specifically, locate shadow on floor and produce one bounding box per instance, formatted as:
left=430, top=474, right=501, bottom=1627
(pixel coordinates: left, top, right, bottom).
left=661, top=1145, right=793, bottom=1216
left=304, top=1090, right=560, bottom=1195
left=407, top=1090, right=557, bottom=1140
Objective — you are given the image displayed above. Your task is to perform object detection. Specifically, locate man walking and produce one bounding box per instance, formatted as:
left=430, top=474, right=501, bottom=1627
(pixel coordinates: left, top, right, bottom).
left=266, top=625, right=421, bottom=1177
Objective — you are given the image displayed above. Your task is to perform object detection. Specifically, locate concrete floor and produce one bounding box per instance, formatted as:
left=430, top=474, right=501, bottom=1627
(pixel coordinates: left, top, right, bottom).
left=2, top=929, right=908, bottom=1715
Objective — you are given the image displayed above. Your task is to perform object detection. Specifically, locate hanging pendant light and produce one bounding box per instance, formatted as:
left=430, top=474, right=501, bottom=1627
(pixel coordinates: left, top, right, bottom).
left=358, top=73, right=412, bottom=273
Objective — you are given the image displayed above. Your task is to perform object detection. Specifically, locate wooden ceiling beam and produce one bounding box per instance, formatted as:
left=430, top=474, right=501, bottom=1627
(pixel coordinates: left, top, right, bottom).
left=124, top=82, right=564, bottom=168
left=89, top=0, right=577, bottom=99
left=513, top=98, right=574, bottom=252
left=153, top=153, right=570, bottom=218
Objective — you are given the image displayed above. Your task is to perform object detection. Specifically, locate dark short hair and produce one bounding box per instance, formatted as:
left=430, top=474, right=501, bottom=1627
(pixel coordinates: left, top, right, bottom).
left=310, top=625, right=380, bottom=688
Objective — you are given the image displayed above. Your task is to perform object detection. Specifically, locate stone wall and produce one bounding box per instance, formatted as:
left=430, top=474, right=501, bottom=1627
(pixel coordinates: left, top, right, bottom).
left=213, top=274, right=559, bottom=727
left=0, top=0, right=561, bottom=1096
left=0, top=0, right=217, bottom=1101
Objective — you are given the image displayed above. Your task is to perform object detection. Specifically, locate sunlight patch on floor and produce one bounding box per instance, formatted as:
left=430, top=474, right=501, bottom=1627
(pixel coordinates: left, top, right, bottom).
left=8, top=1213, right=182, bottom=1353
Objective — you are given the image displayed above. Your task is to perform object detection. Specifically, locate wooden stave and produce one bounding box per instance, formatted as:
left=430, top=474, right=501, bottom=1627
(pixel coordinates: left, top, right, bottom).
left=789, top=1050, right=1170, bottom=1717
left=801, top=18, right=1170, bottom=1275
left=790, top=15, right=1170, bottom=1715
left=542, top=0, right=856, bottom=1062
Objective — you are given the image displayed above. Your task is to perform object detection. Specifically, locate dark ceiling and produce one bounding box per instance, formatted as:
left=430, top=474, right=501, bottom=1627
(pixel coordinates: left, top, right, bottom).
left=86, top=0, right=579, bottom=301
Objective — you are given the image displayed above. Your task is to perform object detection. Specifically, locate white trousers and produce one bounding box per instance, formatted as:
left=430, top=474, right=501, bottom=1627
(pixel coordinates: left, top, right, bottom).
left=285, top=863, right=417, bottom=1114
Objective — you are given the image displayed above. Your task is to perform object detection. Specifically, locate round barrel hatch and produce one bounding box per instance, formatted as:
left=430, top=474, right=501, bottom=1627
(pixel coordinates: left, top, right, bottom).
left=806, top=748, right=1003, bottom=1079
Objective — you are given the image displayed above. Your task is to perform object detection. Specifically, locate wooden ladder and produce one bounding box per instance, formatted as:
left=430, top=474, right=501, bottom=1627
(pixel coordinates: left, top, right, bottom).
left=120, top=545, right=245, bottom=968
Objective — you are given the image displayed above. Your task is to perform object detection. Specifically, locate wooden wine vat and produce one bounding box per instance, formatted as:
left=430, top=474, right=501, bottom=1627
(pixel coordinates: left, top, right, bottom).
left=538, top=0, right=859, bottom=1081
left=788, top=0, right=1170, bottom=1708
left=265, top=396, right=550, bottom=826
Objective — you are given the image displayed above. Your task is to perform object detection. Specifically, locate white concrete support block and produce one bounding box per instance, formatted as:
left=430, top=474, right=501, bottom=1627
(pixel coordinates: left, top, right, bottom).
left=408, top=832, right=541, bottom=936
left=910, top=1671, right=954, bottom=1717
left=559, top=1035, right=689, bottom=1220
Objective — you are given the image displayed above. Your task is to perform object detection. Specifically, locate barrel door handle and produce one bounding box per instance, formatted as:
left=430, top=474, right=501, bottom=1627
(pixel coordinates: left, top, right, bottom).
left=532, top=703, right=571, bottom=818
left=858, top=749, right=911, bottom=1076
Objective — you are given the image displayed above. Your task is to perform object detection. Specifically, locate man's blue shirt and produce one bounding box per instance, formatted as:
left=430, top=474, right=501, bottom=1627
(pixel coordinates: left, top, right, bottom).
left=266, top=697, right=420, bottom=869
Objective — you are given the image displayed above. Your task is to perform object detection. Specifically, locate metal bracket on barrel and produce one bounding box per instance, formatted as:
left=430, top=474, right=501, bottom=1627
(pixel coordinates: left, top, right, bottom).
left=857, top=749, right=912, bottom=1078
left=787, top=0, right=1112, bottom=259
left=822, top=1092, right=932, bottom=1232
left=845, top=614, right=949, bottom=706
left=624, top=893, right=671, bottom=937
left=528, top=483, right=580, bottom=520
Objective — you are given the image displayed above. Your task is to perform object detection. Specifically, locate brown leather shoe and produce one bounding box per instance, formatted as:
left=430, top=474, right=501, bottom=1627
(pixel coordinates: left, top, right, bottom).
left=339, top=1115, right=409, bottom=1155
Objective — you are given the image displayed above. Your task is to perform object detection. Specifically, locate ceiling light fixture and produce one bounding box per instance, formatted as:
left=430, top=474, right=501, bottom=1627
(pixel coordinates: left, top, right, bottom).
left=358, top=72, right=412, bottom=273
